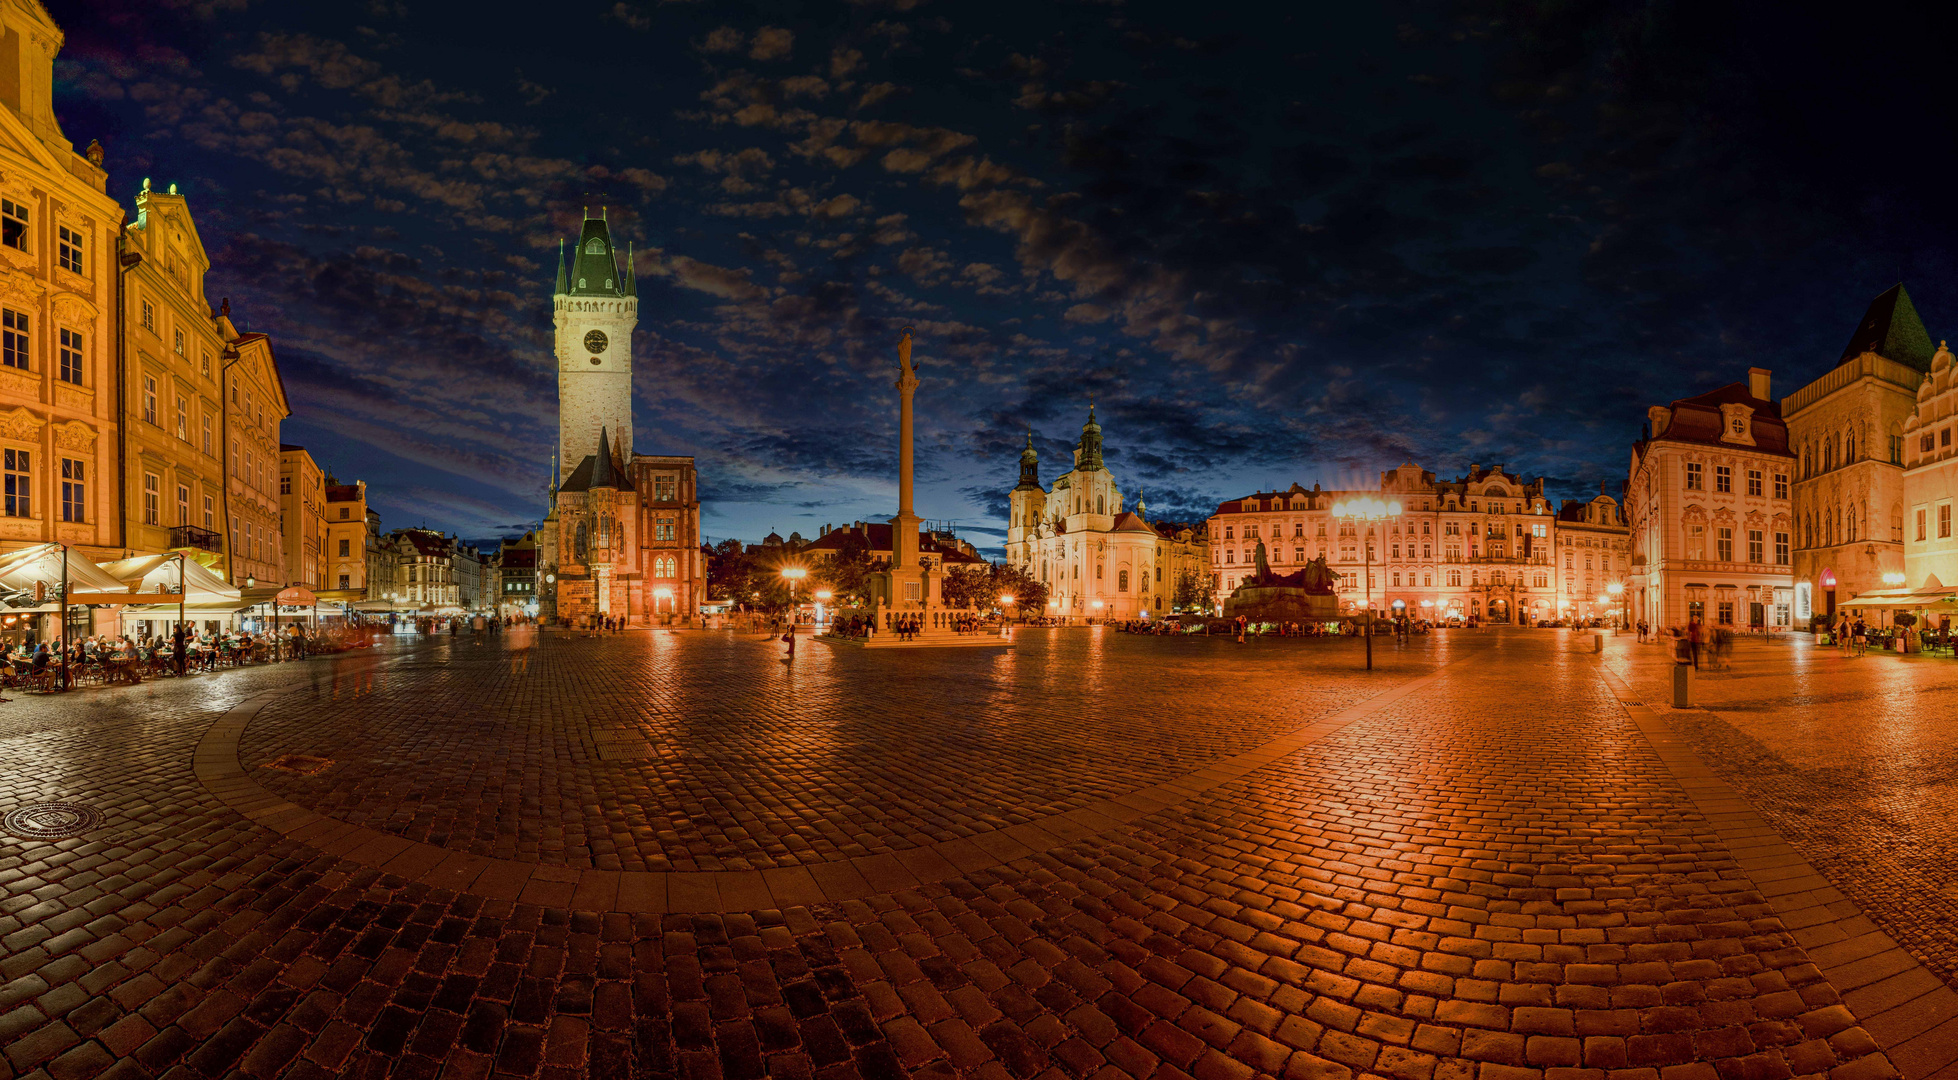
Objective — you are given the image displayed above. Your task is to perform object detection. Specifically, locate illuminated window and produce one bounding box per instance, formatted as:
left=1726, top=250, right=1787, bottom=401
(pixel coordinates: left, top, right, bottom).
left=1, top=309, right=27, bottom=369
left=1, top=198, right=27, bottom=251
left=60, top=459, right=84, bottom=523
left=143, top=472, right=159, bottom=525
left=58, top=329, right=82, bottom=385
left=1685, top=462, right=1703, bottom=490
left=58, top=225, right=83, bottom=274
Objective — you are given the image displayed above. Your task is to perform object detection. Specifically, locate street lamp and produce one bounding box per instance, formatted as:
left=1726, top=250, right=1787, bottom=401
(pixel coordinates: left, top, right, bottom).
left=1332, top=496, right=1402, bottom=670
left=1607, top=581, right=1624, bottom=633
left=814, top=588, right=832, bottom=627
left=780, top=566, right=807, bottom=626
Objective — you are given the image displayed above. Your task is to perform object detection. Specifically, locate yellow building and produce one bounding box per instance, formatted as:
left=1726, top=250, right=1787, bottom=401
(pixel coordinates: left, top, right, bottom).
left=0, top=0, right=123, bottom=581
left=278, top=445, right=324, bottom=590
left=221, top=326, right=288, bottom=587
left=323, top=477, right=368, bottom=597
left=120, top=182, right=229, bottom=569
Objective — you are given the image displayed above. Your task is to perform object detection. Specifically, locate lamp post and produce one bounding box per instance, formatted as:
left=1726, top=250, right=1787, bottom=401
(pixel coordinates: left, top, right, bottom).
left=1332, top=497, right=1402, bottom=670
left=814, top=588, right=832, bottom=628
left=780, top=566, right=807, bottom=625
left=1607, top=581, right=1624, bottom=634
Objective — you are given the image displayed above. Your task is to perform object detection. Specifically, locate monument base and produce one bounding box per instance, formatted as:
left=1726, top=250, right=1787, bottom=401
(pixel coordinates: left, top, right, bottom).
left=1222, top=587, right=1341, bottom=624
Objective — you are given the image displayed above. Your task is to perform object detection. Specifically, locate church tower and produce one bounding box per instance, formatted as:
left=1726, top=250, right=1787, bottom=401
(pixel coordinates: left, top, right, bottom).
left=554, top=209, right=638, bottom=473
left=1006, top=430, right=1046, bottom=567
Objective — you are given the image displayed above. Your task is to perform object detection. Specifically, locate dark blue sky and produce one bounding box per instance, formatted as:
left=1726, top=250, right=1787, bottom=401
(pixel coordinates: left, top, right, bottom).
left=53, top=0, right=1958, bottom=552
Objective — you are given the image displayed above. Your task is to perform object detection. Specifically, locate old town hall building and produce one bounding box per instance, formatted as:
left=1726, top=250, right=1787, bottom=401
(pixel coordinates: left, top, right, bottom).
left=539, top=210, right=703, bottom=626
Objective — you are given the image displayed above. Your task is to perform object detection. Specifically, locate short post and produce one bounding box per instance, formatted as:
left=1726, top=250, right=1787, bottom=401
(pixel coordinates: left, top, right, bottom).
left=1671, top=636, right=1693, bottom=707
left=1593, top=633, right=1602, bottom=653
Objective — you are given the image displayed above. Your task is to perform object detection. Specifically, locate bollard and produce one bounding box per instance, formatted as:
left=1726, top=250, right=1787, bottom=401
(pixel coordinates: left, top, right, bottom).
left=1672, top=662, right=1692, bottom=707
left=1593, top=633, right=1603, bottom=653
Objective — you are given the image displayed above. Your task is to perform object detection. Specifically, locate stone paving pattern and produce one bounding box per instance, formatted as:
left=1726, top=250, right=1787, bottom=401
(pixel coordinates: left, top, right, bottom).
left=0, top=628, right=1934, bottom=1079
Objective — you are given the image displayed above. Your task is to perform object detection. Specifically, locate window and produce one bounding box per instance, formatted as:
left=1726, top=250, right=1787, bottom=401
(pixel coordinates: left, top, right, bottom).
left=1715, top=465, right=1732, bottom=493
left=177, top=484, right=189, bottom=525
left=1924, top=433, right=1937, bottom=454
left=1748, top=529, right=1763, bottom=563
left=339, top=574, right=350, bottom=589
left=1746, top=470, right=1762, bottom=497
left=1391, top=572, right=1401, bottom=586
left=176, top=395, right=189, bottom=440
left=3, top=449, right=27, bottom=517
left=0, top=309, right=25, bottom=371
left=1773, top=473, right=1788, bottom=500
left=201, top=351, right=212, bottom=378
left=1774, top=531, right=1789, bottom=565
left=1118, top=569, right=1129, bottom=592
left=1920, top=509, right=1929, bottom=542
left=1717, top=601, right=1734, bottom=625
left=1685, top=462, right=1703, bottom=490
left=143, top=473, right=159, bottom=525
left=203, top=494, right=214, bottom=530
left=339, top=539, right=351, bottom=557
left=1946, top=429, right=1953, bottom=448
left=202, top=413, right=213, bottom=457
left=1942, top=504, right=1952, bottom=539
left=1717, top=527, right=1733, bottom=562
left=280, top=476, right=290, bottom=495
left=655, top=476, right=678, bottom=501
left=173, top=328, right=185, bottom=356
left=58, top=224, right=83, bottom=274
left=1447, top=570, right=1461, bottom=586
left=1294, top=547, right=1303, bottom=562
left=1224, top=526, right=1234, bottom=540
left=57, top=328, right=82, bottom=385
left=143, top=375, right=157, bottom=424
left=141, top=299, right=155, bottom=330
left=0, top=198, right=26, bottom=251
left=60, top=458, right=84, bottom=522
left=1685, top=523, right=1705, bottom=561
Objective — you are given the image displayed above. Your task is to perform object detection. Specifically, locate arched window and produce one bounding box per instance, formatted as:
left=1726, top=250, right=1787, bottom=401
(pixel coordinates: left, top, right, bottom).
left=1154, top=565, right=1162, bottom=582
left=585, top=238, right=605, bottom=254
left=1096, top=563, right=1103, bottom=579
left=1846, top=430, right=1857, bottom=462
left=1097, top=495, right=1104, bottom=515
left=1118, top=570, right=1129, bottom=592
left=1846, top=506, right=1857, bottom=542
left=574, top=521, right=589, bottom=562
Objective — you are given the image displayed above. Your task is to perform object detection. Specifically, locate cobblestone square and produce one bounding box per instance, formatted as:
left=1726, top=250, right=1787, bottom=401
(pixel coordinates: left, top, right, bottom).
left=1, top=627, right=1954, bottom=1080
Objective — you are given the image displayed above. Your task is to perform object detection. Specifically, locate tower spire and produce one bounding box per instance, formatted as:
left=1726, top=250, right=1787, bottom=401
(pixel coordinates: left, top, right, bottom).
left=554, top=238, right=567, bottom=294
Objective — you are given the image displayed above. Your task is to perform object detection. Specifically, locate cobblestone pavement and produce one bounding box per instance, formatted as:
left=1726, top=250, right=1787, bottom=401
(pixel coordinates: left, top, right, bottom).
left=0, top=627, right=1935, bottom=1080
left=1605, top=636, right=1958, bottom=993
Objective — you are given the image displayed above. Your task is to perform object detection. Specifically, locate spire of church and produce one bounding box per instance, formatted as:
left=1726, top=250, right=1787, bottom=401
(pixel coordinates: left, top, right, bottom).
left=591, top=427, right=619, bottom=489
left=554, top=239, right=567, bottom=294
left=1136, top=489, right=1147, bottom=520
left=622, top=242, right=637, bottom=297
left=1015, top=428, right=1041, bottom=490
left=1078, top=401, right=1105, bottom=472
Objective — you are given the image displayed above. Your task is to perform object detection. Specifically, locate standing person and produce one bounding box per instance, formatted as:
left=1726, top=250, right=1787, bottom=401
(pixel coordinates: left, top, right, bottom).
left=1686, top=616, right=1703, bottom=669
left=1852, top=617, right=1867, bottom=657
left=171, top=624, right=188, bottom=676
left=1836, top=614, right=1852, bottom=656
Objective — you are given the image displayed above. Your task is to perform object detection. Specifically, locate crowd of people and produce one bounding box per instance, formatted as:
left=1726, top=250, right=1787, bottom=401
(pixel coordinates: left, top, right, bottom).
left=0, top=621, right=384, bottom=692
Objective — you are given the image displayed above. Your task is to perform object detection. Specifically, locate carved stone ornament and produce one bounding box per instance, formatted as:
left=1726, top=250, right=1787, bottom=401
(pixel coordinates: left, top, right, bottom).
left=0, top=264, right=43, bottom=303
left=0, top=365, right=35, bottom=401
left=53, top=420, right=96, bottom=452
left=0, top=406, right=44, bottom=443
left=53, top=383, right=90, bottom=413
left=50, top=292, right=96, bottom=323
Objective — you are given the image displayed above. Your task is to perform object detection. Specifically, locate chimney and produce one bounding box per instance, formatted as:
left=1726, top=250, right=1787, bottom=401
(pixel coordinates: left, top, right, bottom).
left=1647, top=405, right=1672, bottom=437
left=1747, top=367, right=1771, bottom=401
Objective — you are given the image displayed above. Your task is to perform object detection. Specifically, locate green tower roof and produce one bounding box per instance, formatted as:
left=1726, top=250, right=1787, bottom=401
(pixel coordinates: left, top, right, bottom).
left=564, top=211, right=625, bottom=298
left=1840, top=283, right=1935, bottom=371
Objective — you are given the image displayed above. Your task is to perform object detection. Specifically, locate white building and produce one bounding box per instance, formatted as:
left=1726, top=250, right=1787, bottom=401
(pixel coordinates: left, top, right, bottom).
left=1004, top=409, right=1207, bottom=620
left=1625, top=369, right=1795, bottom=631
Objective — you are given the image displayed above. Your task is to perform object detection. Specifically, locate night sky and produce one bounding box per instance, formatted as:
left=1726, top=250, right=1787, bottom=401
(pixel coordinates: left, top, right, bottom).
left=53, top=0, right=1958, bottom=553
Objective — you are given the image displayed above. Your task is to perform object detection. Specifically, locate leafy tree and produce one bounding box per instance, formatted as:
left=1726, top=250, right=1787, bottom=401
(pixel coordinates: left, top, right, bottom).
left=1172, top=567, right=1214, bottom=613
left=940, top=566, right=989, bottom=610
left=704, top=539, right=750, bottom=601
left=814, top=530, right=874, bottom=604
left=990, top=562, right=1046, bottom=617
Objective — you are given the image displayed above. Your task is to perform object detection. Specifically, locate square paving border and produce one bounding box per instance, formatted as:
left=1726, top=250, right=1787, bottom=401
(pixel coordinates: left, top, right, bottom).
left=1598, top=664, right=1958, bottom=1080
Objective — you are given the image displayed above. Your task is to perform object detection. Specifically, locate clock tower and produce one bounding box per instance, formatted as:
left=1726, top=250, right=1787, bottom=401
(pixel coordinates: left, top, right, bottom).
left=553, top=209, right=637, bottom=472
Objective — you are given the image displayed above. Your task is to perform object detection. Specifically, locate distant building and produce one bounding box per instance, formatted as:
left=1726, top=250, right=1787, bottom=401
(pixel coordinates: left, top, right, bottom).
left=1555, top=487, right=1631, bottom=624
left=1005, top=408, right=1208, bottom=620
left=453, top=542, right=484, bottom=611
left=388, top=529, right=456, bottom=608
left=1900, top=342, right=1958, bottom=605
left=802, top=521, right=987, bottom=569
left=1785, top=285, right=1930, bottom=626
left=1625, top=369, right=1795, bottom=631
left=1207, top=463, right=1557, bottom=625
left=364, top=507, right=390, bottom=605
left=277, top=445, right=325, bottom=590
left=493, top=533, right=539, bottom=618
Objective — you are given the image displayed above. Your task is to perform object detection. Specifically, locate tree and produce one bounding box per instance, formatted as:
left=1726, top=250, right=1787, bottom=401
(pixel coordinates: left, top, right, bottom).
left=1172, top=567, right=1214, bottom=613
left=704, top=539, right=750, bottom=601
left=990, top=562, right=1046, bottom=617
left=940, top=565, right=990, bottom=610
left=814, top=531, right=874, bottom=604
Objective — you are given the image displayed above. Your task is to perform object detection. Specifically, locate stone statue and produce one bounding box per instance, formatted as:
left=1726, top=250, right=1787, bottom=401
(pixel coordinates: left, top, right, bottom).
left=1300, top=555, right=1336, bottom=595
left=1253, top=540, right=1270, bottom=584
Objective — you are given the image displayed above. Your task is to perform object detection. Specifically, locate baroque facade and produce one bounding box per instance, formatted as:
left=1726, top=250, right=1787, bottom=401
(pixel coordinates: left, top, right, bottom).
left=539, top=210, right=704, bottom=626
left=1785, top=285, right=1929, bottom=625
left=277, top=444, right=324, bottom=590
left=1555, top=487, right=1631, bottom=623
left=1005, top=409, right=1207, bottom=620
left=1625, top=369, right=1795, bottom=631
left=1900, top=342, right=1958, bottom=601
left=0, top=0, right=121, bottom=564
left=1206, top=463, right=1558, bottom=624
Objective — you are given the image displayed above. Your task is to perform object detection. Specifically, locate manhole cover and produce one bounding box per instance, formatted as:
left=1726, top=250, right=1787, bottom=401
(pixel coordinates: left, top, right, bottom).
left=263, top=754, right=334, bottom=776
left=3, top=803, right=101, bottom=840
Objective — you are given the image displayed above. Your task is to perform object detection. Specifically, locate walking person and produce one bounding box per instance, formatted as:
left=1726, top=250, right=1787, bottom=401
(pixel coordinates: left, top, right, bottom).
left=1686, top=616, right=1703, bottom=669
left=1852, top=617, right=1868, bottom=657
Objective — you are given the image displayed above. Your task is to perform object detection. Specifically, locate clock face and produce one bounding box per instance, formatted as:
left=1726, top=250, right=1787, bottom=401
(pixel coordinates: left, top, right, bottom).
left=583, top=330, right=609, bottom=355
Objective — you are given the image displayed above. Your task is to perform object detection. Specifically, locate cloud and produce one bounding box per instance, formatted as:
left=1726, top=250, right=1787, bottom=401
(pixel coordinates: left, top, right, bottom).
left=701, top=26, right=744, bottom=53
left=749, top=26, right=794, bottom=62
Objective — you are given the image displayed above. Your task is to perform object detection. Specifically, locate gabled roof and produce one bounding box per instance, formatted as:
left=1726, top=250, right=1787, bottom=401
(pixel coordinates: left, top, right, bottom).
left=1111, top=511, right=1156, bottom=533
left=1639, top=381, right=1794, bottom=457
left=1840, top=284, right=1935, bottom=371
left=324, top=484, right=362, bottom=503
left=559, top=428, right=635, bottom=492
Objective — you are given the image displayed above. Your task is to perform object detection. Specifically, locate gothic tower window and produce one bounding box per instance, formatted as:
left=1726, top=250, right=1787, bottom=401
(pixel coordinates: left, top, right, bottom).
left=575, top=521, right=589, bottom=562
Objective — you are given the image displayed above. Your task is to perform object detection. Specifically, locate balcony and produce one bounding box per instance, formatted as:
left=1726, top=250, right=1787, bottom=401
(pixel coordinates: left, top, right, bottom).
left=170, top=525, right=223, bottom=553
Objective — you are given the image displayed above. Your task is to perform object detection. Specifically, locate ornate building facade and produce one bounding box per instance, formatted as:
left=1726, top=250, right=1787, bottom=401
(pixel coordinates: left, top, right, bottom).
left=1555, top=487, right=1631, bottom=624
left=1206, top=463, right=1559, bottom=624
left=1005, top=409, right=1206, bottom=620
left=1785, top=285, right=1929, bottom=626
left=539, top=211, right=703, bottom=626
left=0, top=0, right=121, bottom=568
left=1625, top=369, right=1795, bottom=631
left=1900, top=342, right=1958, bottom=602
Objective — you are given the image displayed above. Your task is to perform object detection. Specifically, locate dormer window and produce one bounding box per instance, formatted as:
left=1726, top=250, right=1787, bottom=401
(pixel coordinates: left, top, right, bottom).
left=1718, top=403, right=1757, bottom=446
left=585, top=239, right=605, bottom=254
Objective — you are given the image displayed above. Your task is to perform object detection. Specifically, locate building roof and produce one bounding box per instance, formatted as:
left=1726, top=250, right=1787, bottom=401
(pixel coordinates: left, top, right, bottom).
left=558, top=428, right=635, bottom=492
left=499, top=549, right=537, bottom=570
left=563, top=212, right=631, bottom=299
left=1640, top=381, right=1793, bottom=456
left=1111, top=511, right=1156, bottom=533
left=325, top=484, right=362, bottom=503
left=394, top=530, right=453, bottom=557
left=1840, top=284, right=1935, bottom=371
left=801, top=522, right=985, bottom=564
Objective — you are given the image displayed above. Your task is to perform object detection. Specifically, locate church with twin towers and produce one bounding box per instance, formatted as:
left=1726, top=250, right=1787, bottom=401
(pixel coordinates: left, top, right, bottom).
left=539, top=209, right=704, bottom=626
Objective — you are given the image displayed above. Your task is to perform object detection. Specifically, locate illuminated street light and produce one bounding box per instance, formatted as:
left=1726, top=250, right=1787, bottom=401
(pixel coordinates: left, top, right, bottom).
left=1883, top=571, right=1907, bottom=586
left=1332, top=496, right=1402, bottom=670
left=780, top=566, right=808, bottom=633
